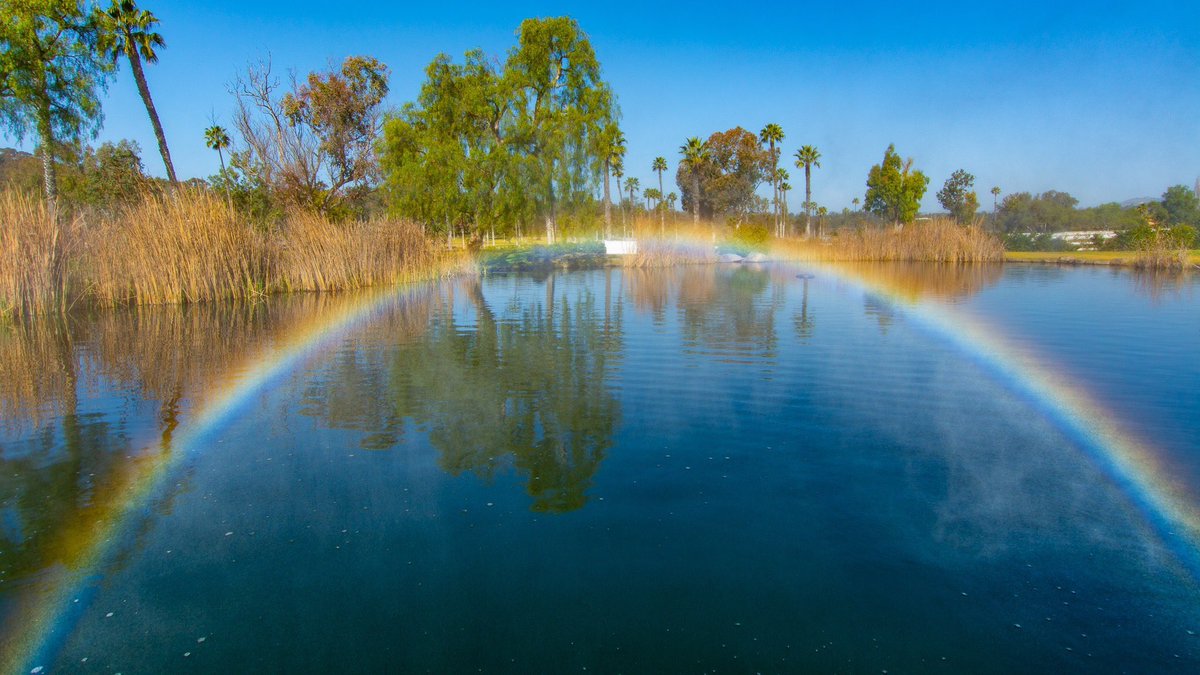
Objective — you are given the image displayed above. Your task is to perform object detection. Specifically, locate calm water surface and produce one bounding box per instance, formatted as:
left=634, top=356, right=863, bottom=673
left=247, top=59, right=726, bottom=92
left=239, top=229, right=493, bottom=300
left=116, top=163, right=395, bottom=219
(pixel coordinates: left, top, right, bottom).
left=1, top=263, right=1198, bottom=673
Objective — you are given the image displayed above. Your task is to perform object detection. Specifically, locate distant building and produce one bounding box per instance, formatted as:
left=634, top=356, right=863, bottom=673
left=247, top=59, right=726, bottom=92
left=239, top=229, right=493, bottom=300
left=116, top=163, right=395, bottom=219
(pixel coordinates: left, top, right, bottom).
left=1049, top=230, right=1117, bottom=251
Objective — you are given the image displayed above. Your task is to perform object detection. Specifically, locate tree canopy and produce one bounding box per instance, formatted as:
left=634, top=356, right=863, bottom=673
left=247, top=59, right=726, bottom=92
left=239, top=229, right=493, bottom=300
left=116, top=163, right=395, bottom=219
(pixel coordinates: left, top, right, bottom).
left=864, top=144, right=928, bottom=225
left=936, top=168, right=979, bottom=224
left=380, top=17, right=617, bottom=241
left=675, top=126, right=771, bottom=223
left=0, top=0, right=114, bottom=200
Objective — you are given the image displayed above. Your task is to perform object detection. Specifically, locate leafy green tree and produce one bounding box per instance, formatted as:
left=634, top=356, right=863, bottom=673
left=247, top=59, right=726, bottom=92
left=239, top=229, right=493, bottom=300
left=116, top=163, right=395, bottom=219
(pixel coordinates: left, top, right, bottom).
left=678, top=136, right=708, bottom=225
left=678, top=128, right=771, bottom=227
left=59, top=138, right=146, bottom=205
left=382, top=18, right=616, bottom=242
left=864, top=144, right=928, bottom=226
left=995, top=190, right=1079, bottom=233
left=793, top=145, right=821, bottom=236
left=94, top=0, right=174, bottom=185
left=936, top=169, right=979, bottom=223
left=652, top=155, right=667, bottom=229
left=1162, top=184, right=1199, bottom=226
left=204, top=124, right=233, bottom=212
left=504, top=17, right=616, bottom=243
left=0, top=0, right=113, bottom=203
left=759, top=123, right=783, bottom=232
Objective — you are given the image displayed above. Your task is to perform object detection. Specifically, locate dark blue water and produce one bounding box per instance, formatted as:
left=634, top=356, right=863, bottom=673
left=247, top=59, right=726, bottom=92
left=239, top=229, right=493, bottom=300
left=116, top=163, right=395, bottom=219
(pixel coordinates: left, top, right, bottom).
left=2, top=264, right=1198, bottom=673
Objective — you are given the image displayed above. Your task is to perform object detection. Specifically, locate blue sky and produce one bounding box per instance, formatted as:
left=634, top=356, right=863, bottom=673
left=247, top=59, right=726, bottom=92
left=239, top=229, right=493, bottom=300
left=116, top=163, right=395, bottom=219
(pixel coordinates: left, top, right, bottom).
left=6, top=0, right=1199, bottom=210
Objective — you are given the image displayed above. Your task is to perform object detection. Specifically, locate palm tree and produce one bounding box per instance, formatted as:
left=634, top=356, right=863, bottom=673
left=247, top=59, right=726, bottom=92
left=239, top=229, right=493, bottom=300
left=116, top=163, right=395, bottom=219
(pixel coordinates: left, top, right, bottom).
left=652, top=156, right=668, bottom=232
left=667, top=192, right=678, bottom=224
left=779, top=181, right=792, bottom=235
left=759, top=123, right=784, bottom=234
left=991, top=186, right=1001, bottom=212
left=624, top=177, right=640, bottom=216
left=95, top=0, right=177, bottom=185
left=205, top=124, right=233, bottom=213
left=794, top=145, right=821, bottom=238
left=602, top=127, right=625, bottom=237
left=679, top=137, right=709, bottom=226
left=817, top=205, right=828, bottom=239
left=852, top=197, right=861, bottom=211
left=611, top=159, right=625, bottom=232
left=775, top=167, right=789, bottom=235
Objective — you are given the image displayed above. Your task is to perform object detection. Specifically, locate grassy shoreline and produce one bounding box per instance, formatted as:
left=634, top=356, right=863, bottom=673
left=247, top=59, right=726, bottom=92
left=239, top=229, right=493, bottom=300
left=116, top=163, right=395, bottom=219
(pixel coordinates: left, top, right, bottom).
left=1005, top=250, right=1200, bottom=267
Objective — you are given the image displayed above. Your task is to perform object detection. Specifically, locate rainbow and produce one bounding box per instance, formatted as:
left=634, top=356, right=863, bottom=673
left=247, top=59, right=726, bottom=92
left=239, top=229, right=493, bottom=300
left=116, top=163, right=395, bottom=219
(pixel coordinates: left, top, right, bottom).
left=6, top=259, right=1199, bottom=673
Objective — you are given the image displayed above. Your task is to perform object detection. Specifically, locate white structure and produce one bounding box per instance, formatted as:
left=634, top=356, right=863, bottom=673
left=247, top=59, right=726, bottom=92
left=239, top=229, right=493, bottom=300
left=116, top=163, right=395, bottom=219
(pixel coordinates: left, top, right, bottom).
left=1049, top=230, right=1117, bottom=251
left=604, top=239, right=638, bottom=255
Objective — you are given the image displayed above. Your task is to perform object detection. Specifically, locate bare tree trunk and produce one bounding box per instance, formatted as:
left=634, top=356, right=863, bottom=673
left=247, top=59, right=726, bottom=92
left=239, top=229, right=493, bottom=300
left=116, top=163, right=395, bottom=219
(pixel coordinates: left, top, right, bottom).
left=129, top=51, right=177, bottom=185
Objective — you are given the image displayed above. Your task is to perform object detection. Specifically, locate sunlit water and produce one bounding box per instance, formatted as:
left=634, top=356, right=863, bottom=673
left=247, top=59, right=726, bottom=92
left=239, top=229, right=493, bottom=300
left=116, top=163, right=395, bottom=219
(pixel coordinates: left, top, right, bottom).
left=1, top=263, right=1198, bottom=673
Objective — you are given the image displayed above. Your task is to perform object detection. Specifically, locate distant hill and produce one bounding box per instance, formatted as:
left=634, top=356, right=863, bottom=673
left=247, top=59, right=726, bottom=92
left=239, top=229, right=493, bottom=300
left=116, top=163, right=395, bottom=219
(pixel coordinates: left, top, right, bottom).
left=1119, top=196, right=1161, bottom=208
left=0, top=147, right=41, bottom=191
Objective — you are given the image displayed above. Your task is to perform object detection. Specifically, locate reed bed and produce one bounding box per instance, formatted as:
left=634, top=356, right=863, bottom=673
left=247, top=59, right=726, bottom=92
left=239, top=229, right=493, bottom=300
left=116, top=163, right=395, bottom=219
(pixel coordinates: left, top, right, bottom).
left=275, top=212, right=440, bottom=292
left=87, top=190, right=268, bottom=307
left=0, top=192, right=79, bottom=317
left=772, top=218, right=1005, bottom=263
left=1, top=188, right=455, bottom=318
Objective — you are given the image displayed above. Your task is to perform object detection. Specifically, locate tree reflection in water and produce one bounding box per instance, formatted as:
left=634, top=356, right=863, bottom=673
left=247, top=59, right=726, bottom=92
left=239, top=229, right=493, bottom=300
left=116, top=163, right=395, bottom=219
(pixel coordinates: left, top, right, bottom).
left=389, top=275, right=622, bottom=513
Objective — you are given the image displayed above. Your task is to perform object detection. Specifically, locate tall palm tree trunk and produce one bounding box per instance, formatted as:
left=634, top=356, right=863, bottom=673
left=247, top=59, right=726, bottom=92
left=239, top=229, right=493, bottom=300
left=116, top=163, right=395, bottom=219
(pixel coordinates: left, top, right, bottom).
left=216, top=147, right=233, bottom=214
left=129, top=51, right=177, bottom=185
left=691, top=172, right=700, bottom=226
left=804, top=166, right=812, bottom=238
left=657, top=171, right=665, bottom=234
left=602, top=158, right=612, bottom=238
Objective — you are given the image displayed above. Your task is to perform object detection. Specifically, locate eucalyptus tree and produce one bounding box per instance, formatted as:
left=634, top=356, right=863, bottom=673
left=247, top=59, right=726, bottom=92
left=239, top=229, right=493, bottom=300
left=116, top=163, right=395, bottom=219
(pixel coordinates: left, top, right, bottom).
left=94, top=0, right=175, bottom=184
left=204, top=124, right=233, bottom=212
left=793, top=145, right=821, bottom=237
left=0, top=0, right=113, bottom=203
left=505, top=17, right=616, bottom=243
left=382, top=17, right=616, bottom=241
left=759, top=123, right=784, bottom=229
left=679, top=136, right=709, bottom=225
left=652, top=155, right=667, bottom=229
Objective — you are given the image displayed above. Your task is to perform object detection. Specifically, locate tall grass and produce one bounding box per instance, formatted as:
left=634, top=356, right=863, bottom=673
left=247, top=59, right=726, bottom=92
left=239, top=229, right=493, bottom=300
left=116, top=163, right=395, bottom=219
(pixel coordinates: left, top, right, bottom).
left=1, top=188, right=454, bottom=318
left=274, top=211, right=441, bottom=291
left=770, top=218, right=1004, bottom=263
left=0, top=192, right=78, bottom=317
left=88, top=190, right=267, bottom=307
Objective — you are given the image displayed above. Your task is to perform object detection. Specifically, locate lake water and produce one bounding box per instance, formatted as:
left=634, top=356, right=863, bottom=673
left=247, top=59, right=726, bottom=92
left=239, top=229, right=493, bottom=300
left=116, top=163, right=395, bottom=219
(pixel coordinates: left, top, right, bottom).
left=1, top=263, right=1198, bottom=673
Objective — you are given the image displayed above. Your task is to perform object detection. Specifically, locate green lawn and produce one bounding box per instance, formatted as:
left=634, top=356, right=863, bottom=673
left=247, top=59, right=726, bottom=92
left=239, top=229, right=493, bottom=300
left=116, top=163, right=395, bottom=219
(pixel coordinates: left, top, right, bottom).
left=1005, top=250, right=1200, bottom=265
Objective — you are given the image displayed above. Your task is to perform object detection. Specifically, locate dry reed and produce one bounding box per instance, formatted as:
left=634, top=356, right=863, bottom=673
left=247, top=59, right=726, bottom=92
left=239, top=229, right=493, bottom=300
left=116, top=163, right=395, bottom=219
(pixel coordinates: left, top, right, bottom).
left=0, top=191, right=79, bottom=317
left=772, top=218, right=1005, bottom=263
left=1, top=187, right=456, bottom=317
